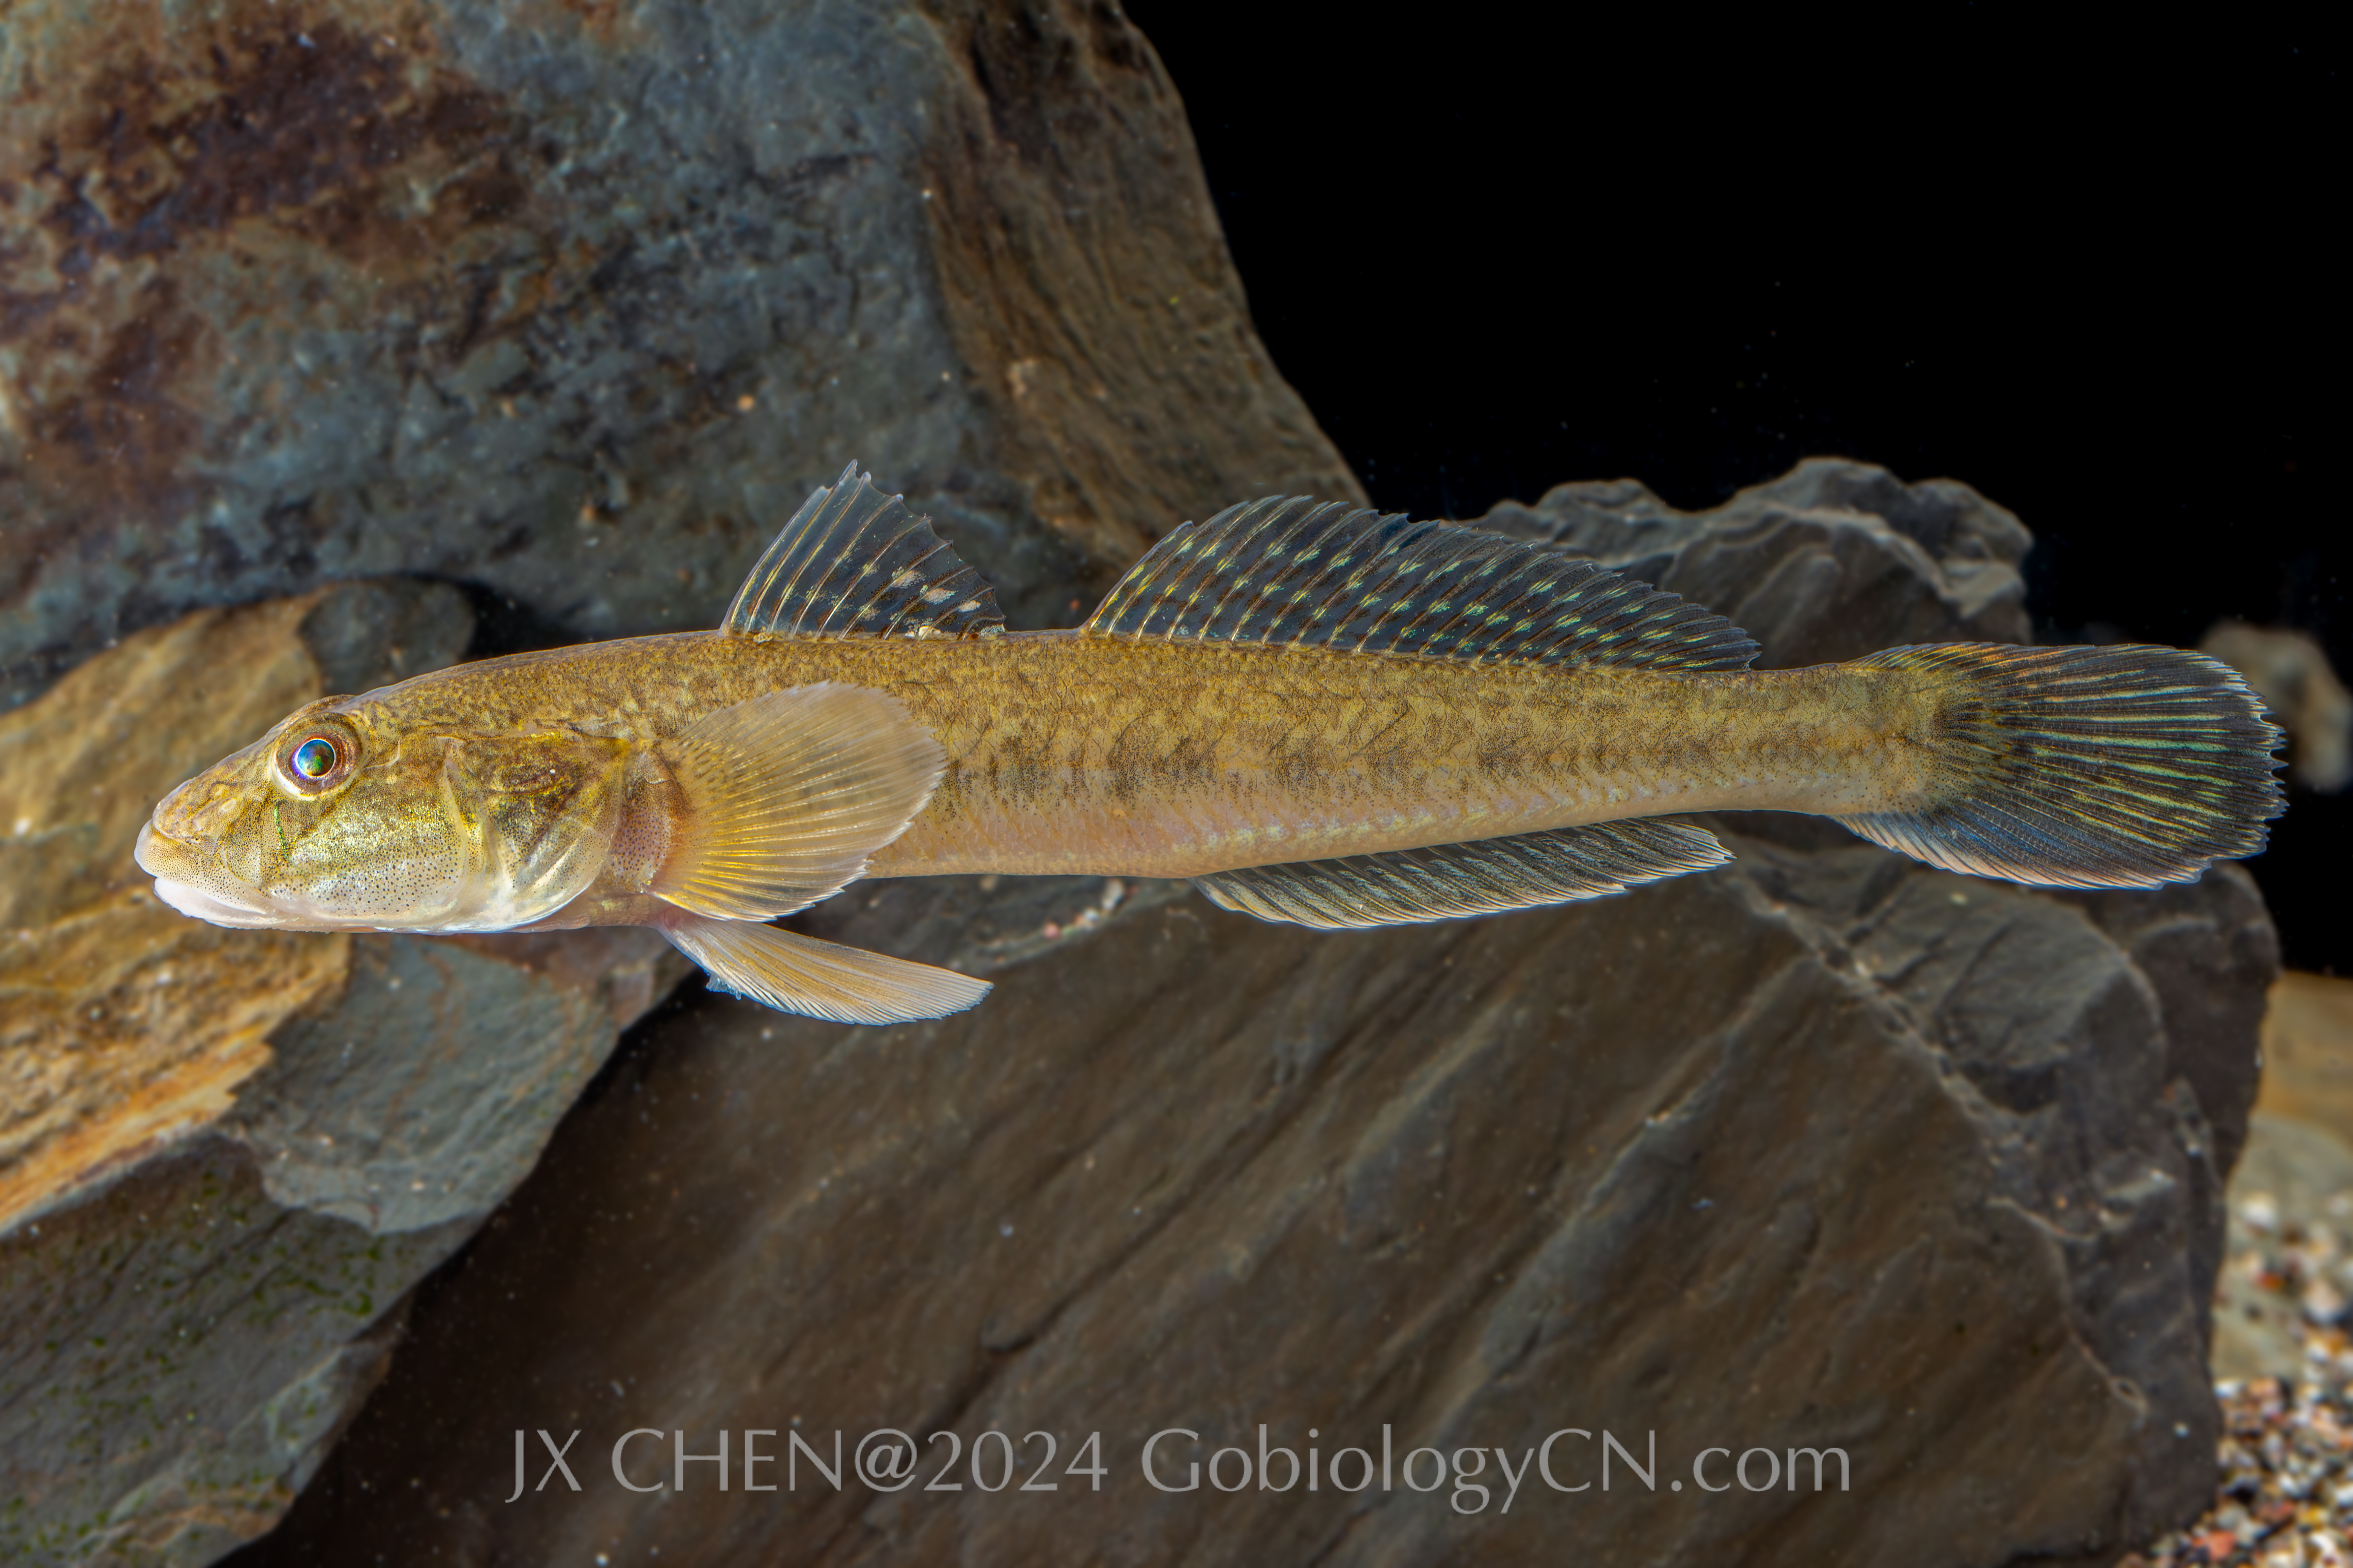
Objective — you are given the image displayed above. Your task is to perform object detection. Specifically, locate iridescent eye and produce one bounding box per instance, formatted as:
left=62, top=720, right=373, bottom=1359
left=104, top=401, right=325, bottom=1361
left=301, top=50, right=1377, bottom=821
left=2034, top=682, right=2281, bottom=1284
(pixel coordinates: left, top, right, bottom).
left=289, top=736, right=340, bottom=781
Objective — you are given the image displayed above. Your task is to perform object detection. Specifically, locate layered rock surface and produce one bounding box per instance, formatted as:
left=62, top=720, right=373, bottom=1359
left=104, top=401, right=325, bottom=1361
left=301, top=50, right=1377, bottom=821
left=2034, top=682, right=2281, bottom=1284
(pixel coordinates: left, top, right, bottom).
left=0, top=2, right=2280, bottom=1565
left=1477, top=454, right=2035, bottom=663
left=0, top=0, right=1357, bottom=710
left=231, top=462, right=2275, bottom=1568
left=2259, top=973, right=2353, bottom=1142
left=0, top=583, right=680, bottom=1567
left=2, top=2, right=1361, bottom=1562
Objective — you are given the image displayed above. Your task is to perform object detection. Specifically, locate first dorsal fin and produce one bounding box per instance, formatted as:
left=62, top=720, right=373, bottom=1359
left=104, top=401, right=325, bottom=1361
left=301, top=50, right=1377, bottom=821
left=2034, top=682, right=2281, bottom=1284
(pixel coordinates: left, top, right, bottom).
left=1084, top=497, right=1757, bottom=671
left=725, top=463, right=1004, bottom=640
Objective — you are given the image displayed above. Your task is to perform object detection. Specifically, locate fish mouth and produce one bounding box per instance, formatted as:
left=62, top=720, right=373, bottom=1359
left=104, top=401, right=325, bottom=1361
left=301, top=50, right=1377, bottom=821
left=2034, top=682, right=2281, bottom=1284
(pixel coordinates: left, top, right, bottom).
left=135, top=819, right=282, bottom=928
left=149, top=875, right=289, bottom=928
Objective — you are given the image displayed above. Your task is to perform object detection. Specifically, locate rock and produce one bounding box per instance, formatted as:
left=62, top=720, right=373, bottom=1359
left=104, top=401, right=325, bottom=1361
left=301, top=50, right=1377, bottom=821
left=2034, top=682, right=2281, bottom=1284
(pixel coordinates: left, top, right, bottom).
left=2210, top=1110, right=2353, bottom=1385
left=0, top=583, right=682, bottom=1567
left=0, top=4, right=2278, bottom=1563
left=2256, top=972, right=2353, bottom=1157
left=2, top=3, right=1362, bottom=1561
left=0, top=0, right=1360, bottom=711
left=2230, top=968, right=2353, bottom=1382
left=234, top=847, right=2271, bottom=1568
left=0, top=579, right=468, bottom=1227
left=231, top=468, right=2272, bottom=1567
left=2050, top=887, right=2282, bottom=1184
left=1477, top=454, right=2034, bottom=667
left=2198, top=623, right=2351, bottom=792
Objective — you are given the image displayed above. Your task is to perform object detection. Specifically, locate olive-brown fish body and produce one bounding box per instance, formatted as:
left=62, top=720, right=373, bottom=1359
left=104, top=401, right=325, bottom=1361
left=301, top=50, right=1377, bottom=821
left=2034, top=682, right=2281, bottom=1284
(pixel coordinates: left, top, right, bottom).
left=134, top=464, right=2284, bottom=1024
left=366, top=628, right=1931, bottom=904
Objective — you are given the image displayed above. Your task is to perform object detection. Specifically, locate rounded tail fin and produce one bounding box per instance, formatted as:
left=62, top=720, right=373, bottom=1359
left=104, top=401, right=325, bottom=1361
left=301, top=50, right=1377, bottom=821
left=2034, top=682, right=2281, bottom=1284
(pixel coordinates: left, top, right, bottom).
left=1837, top=642, right=2284, bottom=888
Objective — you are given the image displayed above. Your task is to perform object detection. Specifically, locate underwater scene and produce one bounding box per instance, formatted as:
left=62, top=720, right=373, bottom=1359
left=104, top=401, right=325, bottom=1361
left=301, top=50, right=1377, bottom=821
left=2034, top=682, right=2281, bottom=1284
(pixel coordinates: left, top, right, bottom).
left=0, top=5, right=2338, bottom=1565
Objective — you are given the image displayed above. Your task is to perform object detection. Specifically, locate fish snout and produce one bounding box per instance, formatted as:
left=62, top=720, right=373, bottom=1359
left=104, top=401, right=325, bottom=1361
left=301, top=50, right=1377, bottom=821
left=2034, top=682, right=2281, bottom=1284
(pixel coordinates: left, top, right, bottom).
left=135, top=816, right=278, bottom=926
left=133, top=816, right=196, bottom=881
left=148, top=770, right=253, bottom=846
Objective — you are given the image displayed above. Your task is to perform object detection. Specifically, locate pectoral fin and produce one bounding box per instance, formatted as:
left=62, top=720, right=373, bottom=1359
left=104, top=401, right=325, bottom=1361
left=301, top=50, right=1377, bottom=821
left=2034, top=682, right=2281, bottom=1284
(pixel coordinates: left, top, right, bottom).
left=651, top=684, right=945, bottom=921
left=663, top=914, right=991, bottom=1024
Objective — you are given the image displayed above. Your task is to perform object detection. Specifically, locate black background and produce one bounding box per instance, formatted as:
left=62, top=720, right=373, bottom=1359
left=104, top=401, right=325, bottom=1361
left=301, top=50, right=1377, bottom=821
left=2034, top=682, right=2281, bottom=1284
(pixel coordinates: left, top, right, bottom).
left=1125, top=6, right=2343, bottom=971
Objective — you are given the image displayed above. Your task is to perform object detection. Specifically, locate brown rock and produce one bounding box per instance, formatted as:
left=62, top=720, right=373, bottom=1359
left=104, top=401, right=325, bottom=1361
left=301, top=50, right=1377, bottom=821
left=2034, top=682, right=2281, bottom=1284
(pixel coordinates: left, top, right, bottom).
left=2, top=591, right=377, bottom=1232
left=1478, top=453, right=2035, bottom=665
left=2199, top=622, right=2352, bottom=792
left=0, top=582, right=683, bottom=1566
left=236, top=845, right=2271, bottom=1568
left=2257, top=971, right=2353, bottom=1146
left=2, top=2, right=1363, bottom=1560
left=233, top=467, right=2273, bottom=1568
left=0, top=4, right=2277, bottom=1564
left=0, top=0, right=1358, bottom=707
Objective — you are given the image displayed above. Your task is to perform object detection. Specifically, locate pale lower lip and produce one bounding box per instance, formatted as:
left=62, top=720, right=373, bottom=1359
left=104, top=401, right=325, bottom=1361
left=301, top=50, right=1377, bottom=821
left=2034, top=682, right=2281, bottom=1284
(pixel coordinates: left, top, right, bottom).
left=149, top=876, right=285, bottom=928
left=138, top=819, right=272, bottom=925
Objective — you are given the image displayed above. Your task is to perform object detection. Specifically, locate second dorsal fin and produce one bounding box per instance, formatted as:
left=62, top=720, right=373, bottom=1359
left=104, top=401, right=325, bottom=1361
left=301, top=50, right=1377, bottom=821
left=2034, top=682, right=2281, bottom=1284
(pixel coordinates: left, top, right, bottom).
left=1084, top=497, right=1758, bottom=671
left=724, top=463, right=1004, bottom=640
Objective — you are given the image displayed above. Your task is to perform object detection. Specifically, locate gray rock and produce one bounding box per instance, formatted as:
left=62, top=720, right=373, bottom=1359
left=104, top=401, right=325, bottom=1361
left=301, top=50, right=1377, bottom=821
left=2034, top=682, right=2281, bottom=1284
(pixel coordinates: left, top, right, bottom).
left=0, top=0, right=1359, bottom=711
left=227, top=929, right=677, bottom=1236
left=230, top=464, right=2270, bottom=1568
left=1479, top=454, right=2034, bottom=664
left=295, top=580, right=473, bottom=702
left=2199, top=621, right=2352, bottom=792
left=0, top=1141, right=460, bottom=1568
left=234, top=847, right=2269, bottom=1568
left=0, top=583, right=677, bottom=1568
left=0, top=3, right=2276, bottom=1564
left=1, top=1, right=1360, bottom=1561
left=0, top=941, right=661, bottom=1568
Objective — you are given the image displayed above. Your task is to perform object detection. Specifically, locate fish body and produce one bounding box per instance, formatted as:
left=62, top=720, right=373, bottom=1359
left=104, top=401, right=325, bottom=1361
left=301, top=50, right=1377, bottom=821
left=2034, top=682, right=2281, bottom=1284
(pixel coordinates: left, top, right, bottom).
left=279, top=630, right=1922, bottom=889
left=137, top=465, right=2286, bottom=1023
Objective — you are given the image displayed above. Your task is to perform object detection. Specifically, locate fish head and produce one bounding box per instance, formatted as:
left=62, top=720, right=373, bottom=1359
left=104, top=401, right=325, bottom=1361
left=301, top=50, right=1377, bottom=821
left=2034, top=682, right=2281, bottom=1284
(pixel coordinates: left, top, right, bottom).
left=136, top=692, right=637, bottom=933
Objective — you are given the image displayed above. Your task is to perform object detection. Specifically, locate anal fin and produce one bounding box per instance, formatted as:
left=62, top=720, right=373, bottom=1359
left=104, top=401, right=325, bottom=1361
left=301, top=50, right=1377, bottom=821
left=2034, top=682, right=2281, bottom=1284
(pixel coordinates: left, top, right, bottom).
left=1191, top=819, right=1730, bottom=929
left=652, top=684, right=944, bottom=921
left=663, top=914, right=991, bottom=1024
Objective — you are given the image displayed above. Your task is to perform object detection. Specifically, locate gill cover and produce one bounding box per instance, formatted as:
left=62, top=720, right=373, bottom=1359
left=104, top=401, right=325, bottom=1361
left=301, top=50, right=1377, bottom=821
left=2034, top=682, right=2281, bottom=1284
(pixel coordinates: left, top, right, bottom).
left=432, top=731, right=638, bottom=931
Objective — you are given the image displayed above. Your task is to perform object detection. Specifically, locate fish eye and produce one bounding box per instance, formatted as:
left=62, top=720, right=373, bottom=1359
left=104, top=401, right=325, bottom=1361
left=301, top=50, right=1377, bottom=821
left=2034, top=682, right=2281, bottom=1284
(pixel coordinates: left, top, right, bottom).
left=278, top=722, right=359, bottom=792
left=291, top=737, right=338, bottom=779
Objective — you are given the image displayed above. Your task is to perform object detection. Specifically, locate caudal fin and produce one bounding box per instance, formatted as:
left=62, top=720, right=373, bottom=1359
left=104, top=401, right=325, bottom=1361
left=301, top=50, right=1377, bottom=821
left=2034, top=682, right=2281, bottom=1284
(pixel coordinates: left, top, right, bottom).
left=1837, top=642, right=2284, bottom=889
